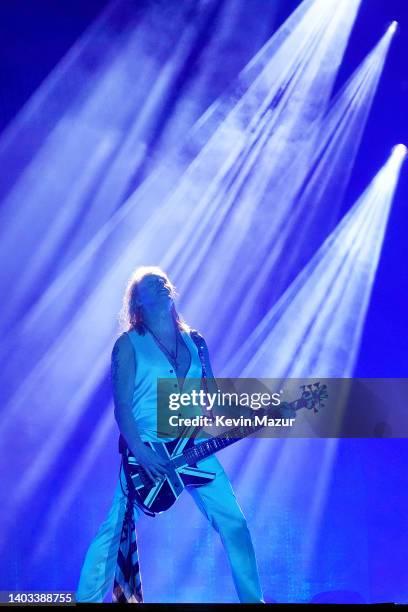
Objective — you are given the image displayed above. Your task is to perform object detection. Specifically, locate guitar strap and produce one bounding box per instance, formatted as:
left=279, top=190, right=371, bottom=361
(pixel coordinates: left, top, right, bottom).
left=189, top=330, right=208, bottom=377
left=189, top=329, right=215, bottom=419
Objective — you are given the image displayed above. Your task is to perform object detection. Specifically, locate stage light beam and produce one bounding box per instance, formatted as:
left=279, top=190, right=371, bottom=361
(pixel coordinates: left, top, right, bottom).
left=388, top=20, right=398, bottom=34
left=227, top=147, right=406, bottom=380
left=393, top=143, right=407, bottom=159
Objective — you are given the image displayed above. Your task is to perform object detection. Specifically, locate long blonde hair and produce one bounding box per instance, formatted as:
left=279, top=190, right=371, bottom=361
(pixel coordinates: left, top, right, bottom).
left=120, top=265, right=191, bottom=335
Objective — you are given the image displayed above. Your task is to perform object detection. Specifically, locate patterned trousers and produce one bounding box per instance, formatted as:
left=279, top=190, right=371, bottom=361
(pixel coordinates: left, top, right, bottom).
left=76, top=455, right=264, bottom=603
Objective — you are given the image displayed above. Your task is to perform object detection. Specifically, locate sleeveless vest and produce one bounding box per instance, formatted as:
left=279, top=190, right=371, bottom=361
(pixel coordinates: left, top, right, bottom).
left=126, top=328, right=203, bottom=442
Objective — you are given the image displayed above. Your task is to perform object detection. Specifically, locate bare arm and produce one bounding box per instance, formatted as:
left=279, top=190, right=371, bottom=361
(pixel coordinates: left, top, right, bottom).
left=111, top=334, right=170, bottom=479
left=111, top=334, right=143, bottom=453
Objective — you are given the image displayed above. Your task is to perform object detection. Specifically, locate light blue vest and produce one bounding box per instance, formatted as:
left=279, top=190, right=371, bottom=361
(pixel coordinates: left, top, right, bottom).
left=126, top=328, right=203, bottom=442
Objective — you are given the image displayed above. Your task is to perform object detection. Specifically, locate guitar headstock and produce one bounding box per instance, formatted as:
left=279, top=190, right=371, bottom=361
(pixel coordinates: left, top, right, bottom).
left=299, top=382, right=327, bottom=413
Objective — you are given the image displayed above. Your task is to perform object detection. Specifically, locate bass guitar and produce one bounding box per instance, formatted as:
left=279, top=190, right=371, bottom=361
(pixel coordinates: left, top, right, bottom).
left=121, top=383, right=327, bottom=516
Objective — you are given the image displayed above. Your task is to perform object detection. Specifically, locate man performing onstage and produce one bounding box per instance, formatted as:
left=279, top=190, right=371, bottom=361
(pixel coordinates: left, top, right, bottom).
left=76, top=266, right=265, bottom=603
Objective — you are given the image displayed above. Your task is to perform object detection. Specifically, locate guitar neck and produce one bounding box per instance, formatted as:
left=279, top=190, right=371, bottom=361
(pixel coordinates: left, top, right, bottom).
left=184, top=399, right=302, bottom=464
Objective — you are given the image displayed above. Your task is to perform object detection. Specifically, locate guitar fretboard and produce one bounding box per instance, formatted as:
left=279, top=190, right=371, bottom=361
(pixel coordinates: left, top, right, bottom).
left=183, top=400, right=300, bottom=465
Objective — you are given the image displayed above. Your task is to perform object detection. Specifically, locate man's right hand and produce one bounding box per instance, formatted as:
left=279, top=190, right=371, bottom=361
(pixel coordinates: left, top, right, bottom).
left=132, top=442, right=172, bottom=482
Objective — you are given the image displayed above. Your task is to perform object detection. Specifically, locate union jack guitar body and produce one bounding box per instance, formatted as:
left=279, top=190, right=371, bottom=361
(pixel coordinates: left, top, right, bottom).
left=123, top=433, right=218, bottom=514
left=122, top=383, right=327, bottom=516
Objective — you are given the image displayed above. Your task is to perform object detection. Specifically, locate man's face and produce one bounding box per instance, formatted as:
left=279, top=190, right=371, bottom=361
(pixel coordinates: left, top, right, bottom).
left=136, top=274, right=173, bottom=309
